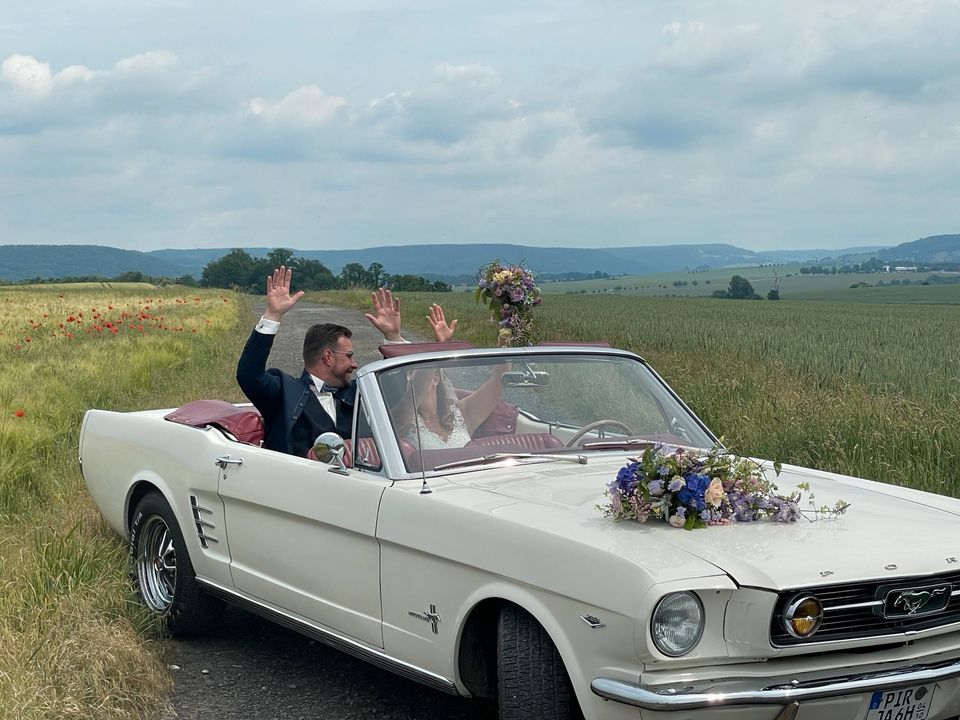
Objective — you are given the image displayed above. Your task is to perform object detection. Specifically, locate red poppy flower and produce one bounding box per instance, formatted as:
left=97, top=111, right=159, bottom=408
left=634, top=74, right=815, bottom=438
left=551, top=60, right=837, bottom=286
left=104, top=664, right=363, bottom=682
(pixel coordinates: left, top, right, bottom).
left=15, top=409, right=24, bottom=418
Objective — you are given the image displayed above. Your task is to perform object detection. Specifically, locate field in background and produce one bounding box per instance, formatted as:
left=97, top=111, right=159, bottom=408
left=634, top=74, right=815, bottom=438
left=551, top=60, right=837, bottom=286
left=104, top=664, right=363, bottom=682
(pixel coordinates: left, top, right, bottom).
left=310, top=289, right=960, bottom=498
left=0, top=283, right=249, bottom=720
left=522, top=264, right=960, bottom=302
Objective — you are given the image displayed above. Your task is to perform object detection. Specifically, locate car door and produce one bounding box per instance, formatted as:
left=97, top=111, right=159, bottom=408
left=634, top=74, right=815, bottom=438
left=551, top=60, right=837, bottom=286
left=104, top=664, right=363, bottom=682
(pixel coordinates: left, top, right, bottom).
left=215, top=437, right=390, bottom=648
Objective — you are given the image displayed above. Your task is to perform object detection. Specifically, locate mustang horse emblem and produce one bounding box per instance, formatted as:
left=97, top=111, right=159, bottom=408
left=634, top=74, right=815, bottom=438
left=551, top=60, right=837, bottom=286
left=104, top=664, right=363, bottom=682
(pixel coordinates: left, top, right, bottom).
left=892, top=587, right=949, bottom=615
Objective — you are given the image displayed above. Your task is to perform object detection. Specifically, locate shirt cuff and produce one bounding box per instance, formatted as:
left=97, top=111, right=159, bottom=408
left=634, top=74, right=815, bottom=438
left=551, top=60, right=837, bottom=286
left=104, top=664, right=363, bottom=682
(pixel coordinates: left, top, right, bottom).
left=382, top=337, right=410, bottom=344
left=255, top=317, right=280, bottom=335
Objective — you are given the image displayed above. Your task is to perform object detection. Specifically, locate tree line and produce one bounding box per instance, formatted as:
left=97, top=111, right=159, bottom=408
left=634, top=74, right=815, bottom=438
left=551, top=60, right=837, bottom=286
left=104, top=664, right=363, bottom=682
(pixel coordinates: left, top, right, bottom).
left=200, top=249, right=451, bottom=293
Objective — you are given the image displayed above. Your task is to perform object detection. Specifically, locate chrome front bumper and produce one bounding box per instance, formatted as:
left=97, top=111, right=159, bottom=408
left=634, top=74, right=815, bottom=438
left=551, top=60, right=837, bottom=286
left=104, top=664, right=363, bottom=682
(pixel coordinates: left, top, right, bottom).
left=592, top=656, right=960, bottom=711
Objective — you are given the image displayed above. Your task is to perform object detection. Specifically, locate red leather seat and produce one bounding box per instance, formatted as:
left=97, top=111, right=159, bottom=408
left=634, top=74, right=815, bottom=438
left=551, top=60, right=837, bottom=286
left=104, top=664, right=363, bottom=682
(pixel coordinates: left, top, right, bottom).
left=342, top=437, right=381, bottom=467
left=164, top=400, right=264, bottom=446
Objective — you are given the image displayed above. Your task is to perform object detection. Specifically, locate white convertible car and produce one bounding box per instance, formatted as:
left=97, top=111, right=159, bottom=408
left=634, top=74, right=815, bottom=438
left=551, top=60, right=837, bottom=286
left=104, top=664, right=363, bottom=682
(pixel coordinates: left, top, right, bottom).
left=80, top=344, right=960, bottom=720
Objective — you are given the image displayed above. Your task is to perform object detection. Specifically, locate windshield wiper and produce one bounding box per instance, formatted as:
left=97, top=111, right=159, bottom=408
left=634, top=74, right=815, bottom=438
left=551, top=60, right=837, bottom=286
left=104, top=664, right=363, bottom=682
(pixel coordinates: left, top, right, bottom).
left=433, top=452, right=587, bottom=471
left=580, top=439, right=658, bottom=451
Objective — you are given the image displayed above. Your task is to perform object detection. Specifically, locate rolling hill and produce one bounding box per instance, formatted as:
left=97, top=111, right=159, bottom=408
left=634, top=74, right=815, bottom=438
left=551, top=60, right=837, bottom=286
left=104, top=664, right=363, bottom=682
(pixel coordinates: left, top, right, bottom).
left=0, top=235, right=954, bottom=283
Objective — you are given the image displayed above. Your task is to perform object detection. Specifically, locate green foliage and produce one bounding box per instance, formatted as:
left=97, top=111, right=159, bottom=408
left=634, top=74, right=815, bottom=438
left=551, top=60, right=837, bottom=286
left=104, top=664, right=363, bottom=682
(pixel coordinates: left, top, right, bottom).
left=198, top=249, right=444, bottom=293
left=727, top=274, right=761, bottom=299
left=389, top=274, right=451, bottom=292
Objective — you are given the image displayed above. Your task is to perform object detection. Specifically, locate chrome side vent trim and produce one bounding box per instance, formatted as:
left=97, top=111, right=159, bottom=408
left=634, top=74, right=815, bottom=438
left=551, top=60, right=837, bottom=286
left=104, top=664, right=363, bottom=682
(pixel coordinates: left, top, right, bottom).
left=190, top=495, right=219, bottom=548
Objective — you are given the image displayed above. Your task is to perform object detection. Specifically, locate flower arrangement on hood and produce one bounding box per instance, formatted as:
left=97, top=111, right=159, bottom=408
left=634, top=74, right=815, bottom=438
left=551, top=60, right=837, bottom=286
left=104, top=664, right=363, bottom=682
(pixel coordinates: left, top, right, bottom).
left=475, top=260, right=542, bottom=346
left=599, top=444, right=849, bottom=530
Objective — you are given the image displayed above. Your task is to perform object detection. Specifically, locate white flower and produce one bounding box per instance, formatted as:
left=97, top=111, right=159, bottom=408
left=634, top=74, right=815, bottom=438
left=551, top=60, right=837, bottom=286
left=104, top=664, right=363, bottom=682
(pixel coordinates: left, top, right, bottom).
left=705, top=477, right=725, bottom=508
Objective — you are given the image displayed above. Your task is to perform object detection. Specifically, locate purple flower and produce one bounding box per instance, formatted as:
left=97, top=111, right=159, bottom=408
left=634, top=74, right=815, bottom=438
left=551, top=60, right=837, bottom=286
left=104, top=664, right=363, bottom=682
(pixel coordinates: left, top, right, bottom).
left=774, top=500, right=801, bottom=523
left=647, top=479, right=665, bottom=496
left=667, top=476, right=685, bottom=492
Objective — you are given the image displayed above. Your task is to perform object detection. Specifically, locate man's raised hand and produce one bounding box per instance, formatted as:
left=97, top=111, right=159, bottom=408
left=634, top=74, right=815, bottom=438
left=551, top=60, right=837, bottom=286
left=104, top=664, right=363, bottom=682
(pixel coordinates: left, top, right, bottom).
left=263, top=266, right=304, bottom=322
left=365, top=287, right=402, bottom=341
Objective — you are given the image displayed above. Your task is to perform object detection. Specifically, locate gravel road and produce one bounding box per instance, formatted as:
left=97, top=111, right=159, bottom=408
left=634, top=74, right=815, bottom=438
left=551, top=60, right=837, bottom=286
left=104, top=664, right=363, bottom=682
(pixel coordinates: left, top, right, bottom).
left=162, top=301, right=497, bottom=720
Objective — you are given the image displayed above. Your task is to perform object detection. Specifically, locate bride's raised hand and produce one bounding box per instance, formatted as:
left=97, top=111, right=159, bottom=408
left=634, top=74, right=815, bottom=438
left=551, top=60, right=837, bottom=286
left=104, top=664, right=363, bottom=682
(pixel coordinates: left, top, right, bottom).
left=428, top=303, right=458, bottom=343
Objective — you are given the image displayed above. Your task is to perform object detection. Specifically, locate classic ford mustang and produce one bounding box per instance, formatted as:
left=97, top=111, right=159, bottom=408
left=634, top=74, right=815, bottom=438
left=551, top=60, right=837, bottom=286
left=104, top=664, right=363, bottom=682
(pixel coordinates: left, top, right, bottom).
left=79, top=344, right=960, bottom=720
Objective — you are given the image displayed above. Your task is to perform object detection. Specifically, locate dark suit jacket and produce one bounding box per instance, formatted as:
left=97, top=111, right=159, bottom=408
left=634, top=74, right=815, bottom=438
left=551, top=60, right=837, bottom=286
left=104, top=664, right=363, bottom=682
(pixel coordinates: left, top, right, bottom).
left=236, top=329, right=355, bottom=455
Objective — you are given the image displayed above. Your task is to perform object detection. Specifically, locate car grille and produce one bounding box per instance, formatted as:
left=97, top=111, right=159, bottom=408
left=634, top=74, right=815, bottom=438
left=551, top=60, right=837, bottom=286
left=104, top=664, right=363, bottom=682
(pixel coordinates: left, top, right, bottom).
left=770, top=569, right=960, bottom=647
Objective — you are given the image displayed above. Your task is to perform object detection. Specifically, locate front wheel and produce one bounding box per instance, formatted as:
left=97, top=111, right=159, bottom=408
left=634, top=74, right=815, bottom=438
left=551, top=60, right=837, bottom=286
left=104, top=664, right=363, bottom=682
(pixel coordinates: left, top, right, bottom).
left=129, top=492, right=222, bottom=636
left=497, top=605, right=582, bottom=720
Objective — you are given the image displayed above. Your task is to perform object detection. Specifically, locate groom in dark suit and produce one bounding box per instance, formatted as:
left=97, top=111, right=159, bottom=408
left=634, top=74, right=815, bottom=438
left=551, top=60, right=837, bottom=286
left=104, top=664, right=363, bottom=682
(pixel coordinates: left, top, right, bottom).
left=236, top=265, right=405, bottom=456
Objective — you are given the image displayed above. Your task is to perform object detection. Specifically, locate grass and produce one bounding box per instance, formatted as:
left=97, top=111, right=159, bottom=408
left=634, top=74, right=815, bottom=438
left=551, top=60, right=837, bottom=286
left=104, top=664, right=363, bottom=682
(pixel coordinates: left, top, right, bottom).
left=0, top=284, right=250, bottom=720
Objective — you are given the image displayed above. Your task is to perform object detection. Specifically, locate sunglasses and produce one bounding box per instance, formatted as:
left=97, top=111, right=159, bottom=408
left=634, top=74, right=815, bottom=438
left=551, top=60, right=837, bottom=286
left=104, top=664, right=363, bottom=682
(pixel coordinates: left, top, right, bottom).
left=329, top=350, right=355, bottom=359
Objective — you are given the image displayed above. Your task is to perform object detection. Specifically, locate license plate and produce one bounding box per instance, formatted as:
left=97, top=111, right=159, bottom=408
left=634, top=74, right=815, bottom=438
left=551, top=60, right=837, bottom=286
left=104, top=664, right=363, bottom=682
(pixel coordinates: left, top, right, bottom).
left=866, top=684, right=936, bottom=720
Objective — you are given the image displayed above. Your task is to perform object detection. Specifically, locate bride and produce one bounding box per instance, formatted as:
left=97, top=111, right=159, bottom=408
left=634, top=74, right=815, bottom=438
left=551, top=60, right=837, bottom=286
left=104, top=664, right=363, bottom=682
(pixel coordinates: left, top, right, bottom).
left=396, top=305, right=508, bottom=450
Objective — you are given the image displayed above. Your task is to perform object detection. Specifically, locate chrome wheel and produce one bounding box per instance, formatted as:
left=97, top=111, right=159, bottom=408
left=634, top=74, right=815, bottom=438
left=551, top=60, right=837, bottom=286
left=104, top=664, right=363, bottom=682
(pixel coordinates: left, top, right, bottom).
left=134, top=515, right=177, bottom=612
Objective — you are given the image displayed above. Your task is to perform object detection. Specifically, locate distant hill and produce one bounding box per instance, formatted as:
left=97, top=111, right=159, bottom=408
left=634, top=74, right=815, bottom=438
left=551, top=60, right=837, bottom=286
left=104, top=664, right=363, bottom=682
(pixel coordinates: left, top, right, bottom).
left=875, top=234, right=960, bottom=262
left=3, top=236, right=957, bottom=283
left=0, top=245, right=190, bottom=281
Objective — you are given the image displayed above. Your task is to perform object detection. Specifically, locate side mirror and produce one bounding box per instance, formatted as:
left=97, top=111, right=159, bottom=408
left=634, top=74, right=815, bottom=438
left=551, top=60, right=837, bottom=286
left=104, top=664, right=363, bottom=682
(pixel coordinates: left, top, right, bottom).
left=312, top=432, right=349, bottom=475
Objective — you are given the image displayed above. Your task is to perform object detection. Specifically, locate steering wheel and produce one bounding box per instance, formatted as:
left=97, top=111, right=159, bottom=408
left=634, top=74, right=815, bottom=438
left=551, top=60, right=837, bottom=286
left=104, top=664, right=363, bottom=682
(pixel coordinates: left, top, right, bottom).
left=564, top=419, right=634, bottom=448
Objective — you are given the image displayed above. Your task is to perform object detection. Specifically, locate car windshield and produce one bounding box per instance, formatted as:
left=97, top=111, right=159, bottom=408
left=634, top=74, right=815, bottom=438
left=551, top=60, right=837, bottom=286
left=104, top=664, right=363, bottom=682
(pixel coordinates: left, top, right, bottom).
left=376, top=352, right=716, bottom=473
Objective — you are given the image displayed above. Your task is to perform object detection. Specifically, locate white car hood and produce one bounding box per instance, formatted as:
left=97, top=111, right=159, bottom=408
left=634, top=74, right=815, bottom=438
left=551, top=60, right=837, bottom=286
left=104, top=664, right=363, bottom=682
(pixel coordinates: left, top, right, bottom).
left=454, top=457, right=960, bottom=590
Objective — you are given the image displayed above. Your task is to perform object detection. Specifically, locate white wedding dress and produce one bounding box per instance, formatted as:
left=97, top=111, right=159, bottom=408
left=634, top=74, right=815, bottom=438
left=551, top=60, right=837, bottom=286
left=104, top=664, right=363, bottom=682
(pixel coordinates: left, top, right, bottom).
left=408, top=405, right=472, bottom=449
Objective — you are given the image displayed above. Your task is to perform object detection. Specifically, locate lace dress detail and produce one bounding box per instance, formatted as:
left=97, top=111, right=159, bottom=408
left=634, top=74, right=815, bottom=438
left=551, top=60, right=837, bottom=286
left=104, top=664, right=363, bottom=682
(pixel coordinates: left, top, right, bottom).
left=408, top=405, right=472, bottom=449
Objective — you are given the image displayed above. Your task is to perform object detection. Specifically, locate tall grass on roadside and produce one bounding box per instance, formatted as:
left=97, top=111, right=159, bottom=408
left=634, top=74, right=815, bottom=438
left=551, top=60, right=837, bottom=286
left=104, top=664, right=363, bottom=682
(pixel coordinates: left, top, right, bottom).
left=307, top=289, right=960, bottom=497
left=0, top=284, right=250, bottom=720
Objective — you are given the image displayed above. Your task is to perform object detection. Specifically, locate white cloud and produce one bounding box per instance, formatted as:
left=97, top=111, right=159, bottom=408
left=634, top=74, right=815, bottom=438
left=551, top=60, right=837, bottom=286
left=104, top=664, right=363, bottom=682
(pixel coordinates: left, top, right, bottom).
left=246, top=85, right=347, bottom=126
left=114, top=50, right=178, bottom=75
left=55, top=65, right=97, bottom=85
left=1, top=54, right=53, bottom=97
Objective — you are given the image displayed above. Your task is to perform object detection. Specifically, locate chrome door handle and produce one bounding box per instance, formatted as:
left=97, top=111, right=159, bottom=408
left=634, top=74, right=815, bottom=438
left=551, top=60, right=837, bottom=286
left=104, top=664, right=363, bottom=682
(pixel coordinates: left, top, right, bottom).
left=215, top=455, right=244, bottom=469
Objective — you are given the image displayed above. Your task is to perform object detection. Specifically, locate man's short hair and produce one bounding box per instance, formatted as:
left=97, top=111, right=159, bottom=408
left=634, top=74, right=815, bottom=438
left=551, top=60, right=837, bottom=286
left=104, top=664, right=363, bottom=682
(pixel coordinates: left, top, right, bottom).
left=303, top=323, right=352, bottom=366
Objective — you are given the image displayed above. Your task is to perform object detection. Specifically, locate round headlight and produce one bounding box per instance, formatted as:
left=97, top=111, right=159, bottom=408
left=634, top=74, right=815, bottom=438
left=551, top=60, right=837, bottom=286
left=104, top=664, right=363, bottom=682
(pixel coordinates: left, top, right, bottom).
left=651, top=592, right=704, bottom=657
left=782, top=594, right=824, bottom=638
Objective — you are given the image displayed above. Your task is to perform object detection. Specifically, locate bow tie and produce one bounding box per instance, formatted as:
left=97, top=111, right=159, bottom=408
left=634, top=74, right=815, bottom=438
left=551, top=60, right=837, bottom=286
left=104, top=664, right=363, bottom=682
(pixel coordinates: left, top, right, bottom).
left=320, top=384, right=344, bottom=399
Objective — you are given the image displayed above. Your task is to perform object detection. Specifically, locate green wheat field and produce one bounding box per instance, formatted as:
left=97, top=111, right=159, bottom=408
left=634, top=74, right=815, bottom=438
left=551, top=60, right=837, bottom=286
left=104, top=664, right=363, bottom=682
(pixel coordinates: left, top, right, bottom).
left=2, top=282, right=958, bottom=718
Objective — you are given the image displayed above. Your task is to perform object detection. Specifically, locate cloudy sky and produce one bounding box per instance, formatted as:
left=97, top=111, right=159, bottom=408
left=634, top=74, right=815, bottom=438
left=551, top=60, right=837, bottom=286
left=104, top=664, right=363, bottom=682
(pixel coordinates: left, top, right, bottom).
left=1, top=0, right=959, bottom=252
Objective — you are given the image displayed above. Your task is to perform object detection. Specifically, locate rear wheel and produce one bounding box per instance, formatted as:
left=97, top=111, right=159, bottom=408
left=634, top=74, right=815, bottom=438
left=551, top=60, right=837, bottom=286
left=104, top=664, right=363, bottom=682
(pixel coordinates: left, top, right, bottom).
left=129, top=492, right=222, bottom=636
left=497, top=605, right=581, bottom=720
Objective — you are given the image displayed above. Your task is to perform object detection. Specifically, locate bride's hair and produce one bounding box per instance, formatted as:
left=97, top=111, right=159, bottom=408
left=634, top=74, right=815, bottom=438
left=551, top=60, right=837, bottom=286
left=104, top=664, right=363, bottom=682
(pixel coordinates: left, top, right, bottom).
left=435, top=370, right=460, bottom=432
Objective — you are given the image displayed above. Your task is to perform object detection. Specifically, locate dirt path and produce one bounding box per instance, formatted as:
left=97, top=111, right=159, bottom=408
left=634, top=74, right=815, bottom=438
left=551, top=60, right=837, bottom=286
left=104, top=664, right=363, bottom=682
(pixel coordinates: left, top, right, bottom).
left=162, top=302, right=496, bottom=720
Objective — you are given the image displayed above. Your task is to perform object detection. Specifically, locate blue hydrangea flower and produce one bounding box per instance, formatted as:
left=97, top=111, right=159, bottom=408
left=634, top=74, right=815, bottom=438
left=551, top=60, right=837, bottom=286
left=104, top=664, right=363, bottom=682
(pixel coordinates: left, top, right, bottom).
left=678, top=473, right=710, bottom=511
